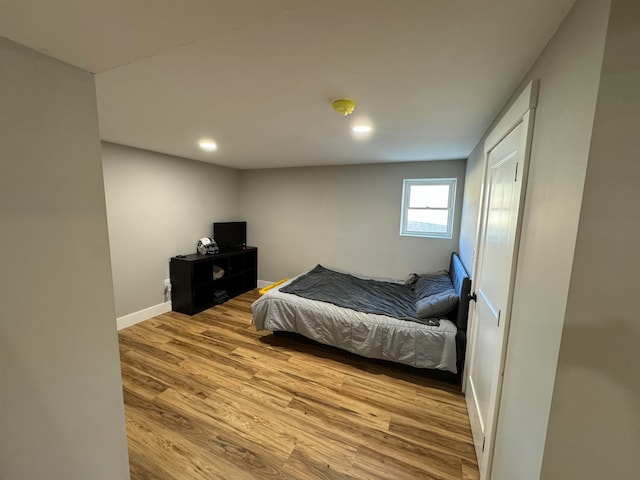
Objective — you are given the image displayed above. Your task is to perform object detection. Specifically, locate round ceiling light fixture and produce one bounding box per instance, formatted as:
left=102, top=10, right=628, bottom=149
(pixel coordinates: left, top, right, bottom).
left=198, top=139, right=218, bottom=152
left=332, top=98, right=355, bottom=116
left=352, top=125, right=373, bottom=133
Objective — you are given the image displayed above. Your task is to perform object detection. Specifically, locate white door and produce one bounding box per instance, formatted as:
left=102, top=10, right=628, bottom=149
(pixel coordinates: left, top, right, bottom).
left=465, top=82, right=537, bottom=479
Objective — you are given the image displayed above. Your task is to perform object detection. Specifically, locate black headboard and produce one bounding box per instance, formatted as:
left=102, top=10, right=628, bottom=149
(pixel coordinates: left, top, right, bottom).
left=449, top=252, right=472, bottom=331
left=448, top=252, right=472, bottom=380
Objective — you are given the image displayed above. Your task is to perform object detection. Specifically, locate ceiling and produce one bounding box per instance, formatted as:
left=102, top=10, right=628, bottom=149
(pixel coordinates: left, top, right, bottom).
left=0, top=0, right=576, bottom=169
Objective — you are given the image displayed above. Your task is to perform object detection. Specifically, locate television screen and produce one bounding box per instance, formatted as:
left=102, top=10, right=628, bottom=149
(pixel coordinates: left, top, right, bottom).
left=213, top=221, right=246, bottom=250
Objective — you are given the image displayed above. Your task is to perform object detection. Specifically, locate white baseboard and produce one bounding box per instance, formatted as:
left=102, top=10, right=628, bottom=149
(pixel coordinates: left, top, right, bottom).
left=117, top=301, right=172, bottom=331
left=257, top=280, right=272, bottom=289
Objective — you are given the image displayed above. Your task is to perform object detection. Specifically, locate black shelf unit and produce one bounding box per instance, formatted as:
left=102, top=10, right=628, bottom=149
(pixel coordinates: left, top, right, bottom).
left=170, top=247, right=257, bottom=315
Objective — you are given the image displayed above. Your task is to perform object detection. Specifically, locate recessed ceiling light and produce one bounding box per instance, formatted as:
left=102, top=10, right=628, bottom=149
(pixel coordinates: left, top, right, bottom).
left=352, top=125, right=373, bottom=133
left=198, top=139, right=218, bottom=152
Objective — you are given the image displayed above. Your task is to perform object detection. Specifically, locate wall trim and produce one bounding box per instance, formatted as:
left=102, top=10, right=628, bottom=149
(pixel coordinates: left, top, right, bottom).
left=116, top=301, right=172, bottom=331
left=118, top=283, right=272, bottom=331
left=484, top=79, right=539, bottom=153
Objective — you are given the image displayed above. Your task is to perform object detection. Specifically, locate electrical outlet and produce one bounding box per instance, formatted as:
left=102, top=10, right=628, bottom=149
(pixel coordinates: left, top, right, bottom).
left=164, top=279, right=171, bottom=290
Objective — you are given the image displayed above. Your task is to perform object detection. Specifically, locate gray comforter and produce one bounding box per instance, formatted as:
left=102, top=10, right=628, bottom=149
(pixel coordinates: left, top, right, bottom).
left=280, top=265, right=435, bottom=326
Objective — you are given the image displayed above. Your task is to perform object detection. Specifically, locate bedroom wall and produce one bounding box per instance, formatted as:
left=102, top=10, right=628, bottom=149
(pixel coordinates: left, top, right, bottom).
left=239, top=160, right=466, bottom=282
left=540, top=1, right=640, bottom=477
left=457, top=0, right=611, bottom=478
left=101, top=142, right=240, bottom=319
left=0, top=38, right=130, bottom=478
left=456, top=141, right=483, bottom=275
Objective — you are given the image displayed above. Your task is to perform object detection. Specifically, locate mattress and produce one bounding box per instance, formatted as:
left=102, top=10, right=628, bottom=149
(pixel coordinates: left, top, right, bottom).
left=251, top=276, right=458, bottom=373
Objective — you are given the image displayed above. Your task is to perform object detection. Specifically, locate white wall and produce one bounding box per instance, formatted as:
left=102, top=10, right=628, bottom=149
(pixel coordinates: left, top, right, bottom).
left=101, top=142, right=240, bottom=318
left=240, top=160, right=466, bottom=282
left=0, top=39, right=130, bottom=479
left=540, top=1, right=640, bottom=477
left=457, top=141, right=483, bottom=274
left=458, top=0, right=611, bottom=478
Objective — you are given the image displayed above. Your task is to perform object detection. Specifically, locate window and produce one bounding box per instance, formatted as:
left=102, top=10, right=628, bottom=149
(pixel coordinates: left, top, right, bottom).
left=400, top=178, right=457, bottom=239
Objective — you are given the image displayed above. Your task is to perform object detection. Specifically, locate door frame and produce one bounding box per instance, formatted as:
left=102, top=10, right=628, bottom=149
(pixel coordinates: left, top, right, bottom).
left=463, top=80, right=539, bottom=479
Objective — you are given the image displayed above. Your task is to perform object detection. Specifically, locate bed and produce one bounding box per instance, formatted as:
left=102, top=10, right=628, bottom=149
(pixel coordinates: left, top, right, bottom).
left=251, top=252, right=471, bottom=376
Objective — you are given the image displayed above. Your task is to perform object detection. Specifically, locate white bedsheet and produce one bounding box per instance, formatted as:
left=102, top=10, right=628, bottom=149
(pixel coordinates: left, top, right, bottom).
left=251, top=277, right=458, bottom=373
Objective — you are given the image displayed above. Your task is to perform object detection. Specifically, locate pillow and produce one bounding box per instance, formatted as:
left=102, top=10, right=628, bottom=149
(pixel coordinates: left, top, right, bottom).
left=413, top=272, right=459, bottom=319
left=416, top=290, right=459, bottom=318
left=405, top=269, right=447, bottom=286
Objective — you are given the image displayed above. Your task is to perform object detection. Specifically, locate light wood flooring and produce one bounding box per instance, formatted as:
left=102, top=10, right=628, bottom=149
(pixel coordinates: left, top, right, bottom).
left=118, top=289, right=480, bottom=480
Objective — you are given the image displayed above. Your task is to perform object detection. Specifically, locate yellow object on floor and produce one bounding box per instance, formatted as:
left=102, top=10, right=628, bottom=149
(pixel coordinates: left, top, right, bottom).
left=259, top=278, right=289, bottom=295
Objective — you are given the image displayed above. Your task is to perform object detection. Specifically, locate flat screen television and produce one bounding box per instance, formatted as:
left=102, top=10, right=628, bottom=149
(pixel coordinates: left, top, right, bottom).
left=213, top=221, right=246, bottom=251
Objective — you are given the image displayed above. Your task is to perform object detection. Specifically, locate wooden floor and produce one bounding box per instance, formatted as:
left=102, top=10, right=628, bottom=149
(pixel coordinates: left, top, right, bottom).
left=118, top=290, right=480, bottom=480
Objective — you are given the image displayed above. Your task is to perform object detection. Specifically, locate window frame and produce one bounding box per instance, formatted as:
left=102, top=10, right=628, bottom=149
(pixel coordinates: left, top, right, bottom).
left=399, top=178, right=457, bottom=239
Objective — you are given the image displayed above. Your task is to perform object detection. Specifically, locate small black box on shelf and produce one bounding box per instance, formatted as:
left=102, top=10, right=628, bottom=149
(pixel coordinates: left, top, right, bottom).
left=213, top=289, right=229, bottom=304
